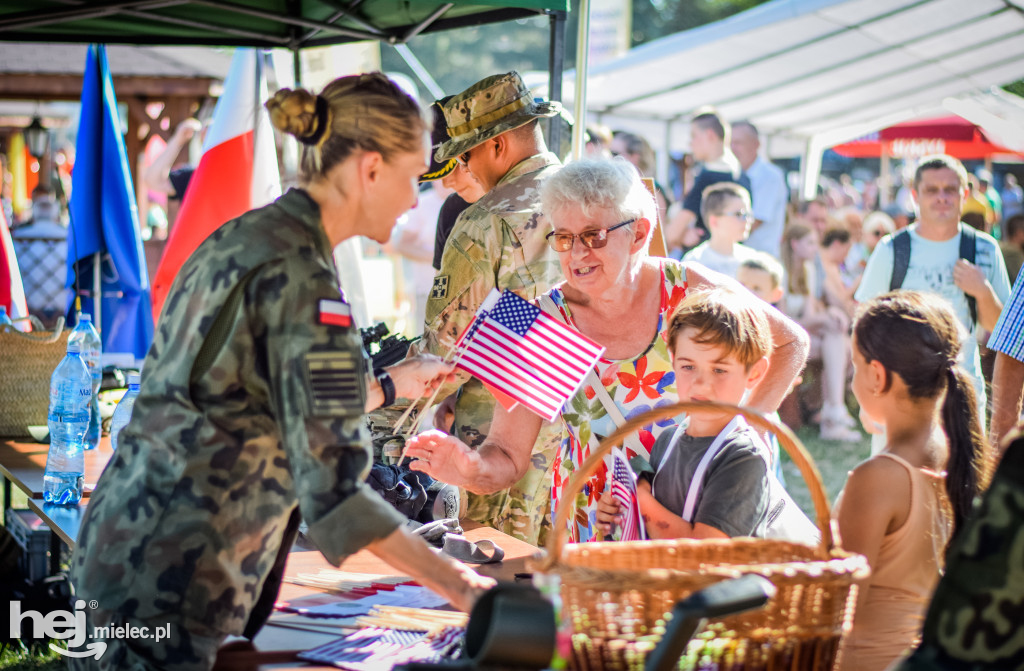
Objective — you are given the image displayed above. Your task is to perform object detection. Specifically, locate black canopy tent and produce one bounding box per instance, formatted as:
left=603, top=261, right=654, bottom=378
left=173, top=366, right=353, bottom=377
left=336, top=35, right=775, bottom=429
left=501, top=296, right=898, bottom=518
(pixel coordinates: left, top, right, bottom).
left=0, top=1, right=567, bottom=49
left=0, top=0, right=572, bottom=136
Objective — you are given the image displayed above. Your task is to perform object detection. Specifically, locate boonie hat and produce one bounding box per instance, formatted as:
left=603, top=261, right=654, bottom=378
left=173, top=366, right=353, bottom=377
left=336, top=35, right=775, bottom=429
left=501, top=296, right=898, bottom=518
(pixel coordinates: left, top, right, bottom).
left=435, top=71, right=562, bottom=163
left=420, top=96, right=456, bottom=183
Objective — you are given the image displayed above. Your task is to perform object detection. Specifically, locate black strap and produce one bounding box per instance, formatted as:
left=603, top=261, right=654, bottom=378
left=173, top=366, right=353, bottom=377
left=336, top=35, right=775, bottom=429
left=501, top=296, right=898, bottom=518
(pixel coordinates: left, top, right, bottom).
left=959, top=224, right=978, bottom=327
left=889, top=229, right=911, bottom=292
left=889, top=226, right=978, bottom=327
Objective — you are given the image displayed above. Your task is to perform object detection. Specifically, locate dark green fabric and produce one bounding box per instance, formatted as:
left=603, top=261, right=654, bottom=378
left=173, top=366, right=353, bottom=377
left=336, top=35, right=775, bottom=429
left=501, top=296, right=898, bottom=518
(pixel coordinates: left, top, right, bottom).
left=0, top=1, right=568, bottom=47
left=894, top=436, right=1024, bottom=670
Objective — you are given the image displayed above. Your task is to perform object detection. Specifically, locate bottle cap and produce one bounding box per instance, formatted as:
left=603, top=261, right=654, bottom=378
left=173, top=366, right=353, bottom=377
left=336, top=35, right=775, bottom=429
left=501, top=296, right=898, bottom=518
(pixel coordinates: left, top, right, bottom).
left=67, top=342, right=82, bottom=353
left=79, top=313, right=92, bottom=323
left=128, top=373, right=141, bottom=385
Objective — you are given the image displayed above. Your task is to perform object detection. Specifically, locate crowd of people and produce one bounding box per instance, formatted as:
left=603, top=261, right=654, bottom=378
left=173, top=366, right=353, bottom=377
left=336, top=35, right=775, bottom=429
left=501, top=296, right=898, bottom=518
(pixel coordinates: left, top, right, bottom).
left=5, top=68, right=1015, bottom=670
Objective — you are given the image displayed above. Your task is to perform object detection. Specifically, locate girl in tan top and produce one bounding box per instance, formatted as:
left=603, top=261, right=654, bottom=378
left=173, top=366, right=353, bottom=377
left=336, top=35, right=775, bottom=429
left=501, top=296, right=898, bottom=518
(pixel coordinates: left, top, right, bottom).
left=835, top=291, right=990, bottom=671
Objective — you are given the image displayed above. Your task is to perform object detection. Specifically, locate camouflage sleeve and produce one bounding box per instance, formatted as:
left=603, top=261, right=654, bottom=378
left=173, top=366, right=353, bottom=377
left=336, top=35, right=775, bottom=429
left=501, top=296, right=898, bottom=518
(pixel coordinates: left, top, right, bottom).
left=422, top=215, right=501, bottom=354
left=251, top=255, right=406, bottom=563
left=414, top=214, right=501, bottom=398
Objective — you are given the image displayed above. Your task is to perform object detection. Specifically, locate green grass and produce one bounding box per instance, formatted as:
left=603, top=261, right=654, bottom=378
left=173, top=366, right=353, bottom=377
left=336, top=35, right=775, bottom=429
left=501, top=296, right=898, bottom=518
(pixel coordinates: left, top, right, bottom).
left=0, top=642, right=64, bottom=670
left=780, top=425, right=873, bottom=523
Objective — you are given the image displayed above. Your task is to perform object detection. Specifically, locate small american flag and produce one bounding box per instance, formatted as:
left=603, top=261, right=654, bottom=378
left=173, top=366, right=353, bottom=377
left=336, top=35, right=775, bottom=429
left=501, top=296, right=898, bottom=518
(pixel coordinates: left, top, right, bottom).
left=610, top=447, right=645, bottom=541
left=455, top=290, right=605, bottom=421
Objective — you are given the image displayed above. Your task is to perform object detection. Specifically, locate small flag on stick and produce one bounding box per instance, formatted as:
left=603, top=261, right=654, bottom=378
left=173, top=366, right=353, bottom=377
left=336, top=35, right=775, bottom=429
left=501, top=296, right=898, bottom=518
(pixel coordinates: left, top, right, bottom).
left=610, top=447, right=645, bottom=541
left=454, top=290, right=604, bottom=421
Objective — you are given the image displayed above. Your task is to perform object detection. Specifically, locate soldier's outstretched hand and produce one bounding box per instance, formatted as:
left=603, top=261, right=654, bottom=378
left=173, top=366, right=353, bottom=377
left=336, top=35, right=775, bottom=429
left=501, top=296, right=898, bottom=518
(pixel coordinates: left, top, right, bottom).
left=405, top=430, right=482, bottom=488
left=387, top=354, right=456, bottom=400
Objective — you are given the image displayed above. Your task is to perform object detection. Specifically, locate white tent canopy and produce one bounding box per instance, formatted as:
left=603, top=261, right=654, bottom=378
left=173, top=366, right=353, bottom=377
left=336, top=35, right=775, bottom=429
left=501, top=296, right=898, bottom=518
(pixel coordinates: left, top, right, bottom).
left=569, top=0, right=1024, bottom=195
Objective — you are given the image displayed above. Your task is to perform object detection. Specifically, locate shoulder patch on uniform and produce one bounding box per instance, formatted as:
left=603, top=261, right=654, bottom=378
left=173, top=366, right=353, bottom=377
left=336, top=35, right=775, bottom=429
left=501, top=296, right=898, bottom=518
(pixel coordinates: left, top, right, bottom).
left=304, top=351, right=364, bottom=416
left=431, top=275, right=449, bottom=300
left=319, top=299, right=352, bottom=327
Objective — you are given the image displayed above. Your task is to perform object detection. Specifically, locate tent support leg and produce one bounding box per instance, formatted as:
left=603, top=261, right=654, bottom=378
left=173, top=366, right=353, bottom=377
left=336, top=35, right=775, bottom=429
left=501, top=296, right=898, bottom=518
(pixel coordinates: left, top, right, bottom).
left=547, top=10, right=567, bottom=156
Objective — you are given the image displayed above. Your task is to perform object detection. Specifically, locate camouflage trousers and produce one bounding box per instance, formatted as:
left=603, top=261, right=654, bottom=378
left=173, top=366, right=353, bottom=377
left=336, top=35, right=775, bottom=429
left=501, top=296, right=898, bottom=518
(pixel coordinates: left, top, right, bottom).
left=67, top=608, right=221, bottom=671
left=894, top=434, right=1024, bottom=670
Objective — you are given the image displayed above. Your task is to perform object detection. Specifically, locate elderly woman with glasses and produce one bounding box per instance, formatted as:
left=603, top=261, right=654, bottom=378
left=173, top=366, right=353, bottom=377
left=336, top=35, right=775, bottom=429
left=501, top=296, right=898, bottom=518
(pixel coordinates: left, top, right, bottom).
left=406, top=160, right=808, bottom=543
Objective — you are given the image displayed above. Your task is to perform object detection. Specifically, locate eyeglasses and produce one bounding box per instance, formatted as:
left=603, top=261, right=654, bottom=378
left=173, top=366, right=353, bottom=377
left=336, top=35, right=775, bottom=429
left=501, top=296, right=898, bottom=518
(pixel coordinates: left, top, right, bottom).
left=545, top=219, right=635, bottom=252
left=721, top=210, right=753, bottom=221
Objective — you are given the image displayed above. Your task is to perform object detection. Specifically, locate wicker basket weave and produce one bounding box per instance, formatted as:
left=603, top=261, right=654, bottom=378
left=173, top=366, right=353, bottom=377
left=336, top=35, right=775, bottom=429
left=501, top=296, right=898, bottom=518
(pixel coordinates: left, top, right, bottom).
left=0, top=318, right=67, bottom=438
left=532, top=401, right=870, bottom=671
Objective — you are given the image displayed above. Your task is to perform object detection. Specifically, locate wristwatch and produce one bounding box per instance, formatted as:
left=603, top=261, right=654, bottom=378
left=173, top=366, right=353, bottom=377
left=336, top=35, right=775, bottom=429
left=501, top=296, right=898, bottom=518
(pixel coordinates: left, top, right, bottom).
left=375, top=368, right=396, bottom=407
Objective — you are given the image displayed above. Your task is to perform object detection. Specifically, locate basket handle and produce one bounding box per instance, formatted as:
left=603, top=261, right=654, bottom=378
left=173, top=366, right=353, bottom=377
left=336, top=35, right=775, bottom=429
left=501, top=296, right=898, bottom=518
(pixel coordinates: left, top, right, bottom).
left=1, top=316, right=65, bottom=343
left=543, top=401, right=835, bottom=565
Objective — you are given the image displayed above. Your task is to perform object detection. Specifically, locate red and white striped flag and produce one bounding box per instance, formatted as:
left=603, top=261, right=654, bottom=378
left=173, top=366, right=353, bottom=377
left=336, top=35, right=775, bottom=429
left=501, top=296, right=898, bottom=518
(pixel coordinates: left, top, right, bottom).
left=0, top=207, right=29, bottom=329
left=151, top=48, right=280, bottom=321
left=455, top=289, right=604, bottom=421
left=610, top=447, right=645, bottom=541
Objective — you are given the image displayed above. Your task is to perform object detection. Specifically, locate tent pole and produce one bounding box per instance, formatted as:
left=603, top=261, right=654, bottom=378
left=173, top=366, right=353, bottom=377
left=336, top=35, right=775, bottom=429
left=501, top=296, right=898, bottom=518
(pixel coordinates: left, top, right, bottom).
left=393, top=44, right=444, bottom=100
left=800, top=138, right=823, bottom=201
left=547, top=11, right=566, bottom=156
left=92, top=251, right=101, bottom=334
left=880, top=150, right=891, bottom=207
left=661, top=121, right=671, bottom=193
left=571, top=0, right=591, bottom=161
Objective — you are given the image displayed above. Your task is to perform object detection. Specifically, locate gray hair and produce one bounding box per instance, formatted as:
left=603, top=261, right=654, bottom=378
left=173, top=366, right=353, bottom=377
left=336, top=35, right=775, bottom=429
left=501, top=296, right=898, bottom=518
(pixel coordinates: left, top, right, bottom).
left=863, top=210, right=895, bottom=235
left=540, top=158, right=657, bottom=231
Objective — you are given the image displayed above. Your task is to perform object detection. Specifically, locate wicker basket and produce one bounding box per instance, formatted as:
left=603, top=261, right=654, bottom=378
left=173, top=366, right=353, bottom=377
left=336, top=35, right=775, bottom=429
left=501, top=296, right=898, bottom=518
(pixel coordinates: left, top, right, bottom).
left=0, top=318, right=68, bottom=438
left=532, top=401, right=870, bottom=671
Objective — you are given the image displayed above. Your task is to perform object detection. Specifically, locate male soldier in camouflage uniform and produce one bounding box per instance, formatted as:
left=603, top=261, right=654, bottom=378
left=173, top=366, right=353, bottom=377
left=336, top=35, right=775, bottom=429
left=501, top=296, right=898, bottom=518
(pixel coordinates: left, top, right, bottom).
left=68, top=187, right=485, bottom=669
left=413, top=72, right=565, bottom=545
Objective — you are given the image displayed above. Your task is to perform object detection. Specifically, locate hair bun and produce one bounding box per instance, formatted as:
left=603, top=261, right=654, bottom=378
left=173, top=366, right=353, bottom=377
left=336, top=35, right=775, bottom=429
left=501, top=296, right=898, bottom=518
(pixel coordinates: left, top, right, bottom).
left=266, top=88, right=327, bottom=143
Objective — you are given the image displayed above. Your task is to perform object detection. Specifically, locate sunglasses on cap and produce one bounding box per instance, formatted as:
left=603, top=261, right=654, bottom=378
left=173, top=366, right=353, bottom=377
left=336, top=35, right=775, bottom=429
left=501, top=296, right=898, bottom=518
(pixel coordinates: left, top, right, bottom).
left=545, top=219, right=635, bottom=252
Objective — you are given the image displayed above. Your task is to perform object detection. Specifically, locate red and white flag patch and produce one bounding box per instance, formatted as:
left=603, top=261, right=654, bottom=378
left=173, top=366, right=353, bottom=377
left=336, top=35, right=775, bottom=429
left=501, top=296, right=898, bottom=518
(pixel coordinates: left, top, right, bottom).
left=319, top=299, right=352, bottom=327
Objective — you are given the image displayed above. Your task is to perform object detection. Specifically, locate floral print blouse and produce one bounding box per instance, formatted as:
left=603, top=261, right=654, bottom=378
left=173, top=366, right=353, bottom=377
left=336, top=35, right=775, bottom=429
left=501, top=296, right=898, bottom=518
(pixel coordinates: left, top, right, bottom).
left=548, top=260, right=689, bottom=543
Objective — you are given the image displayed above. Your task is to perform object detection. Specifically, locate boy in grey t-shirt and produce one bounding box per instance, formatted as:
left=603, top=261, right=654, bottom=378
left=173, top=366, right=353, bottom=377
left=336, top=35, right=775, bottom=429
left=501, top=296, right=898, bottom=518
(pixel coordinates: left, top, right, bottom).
left=597, top=287, right=772, bottom=539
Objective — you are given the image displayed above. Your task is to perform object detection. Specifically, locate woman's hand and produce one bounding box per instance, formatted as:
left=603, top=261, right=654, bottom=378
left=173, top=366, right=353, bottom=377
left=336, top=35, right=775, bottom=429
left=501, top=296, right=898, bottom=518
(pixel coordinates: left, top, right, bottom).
left=595, top=491, right=621, bottom=535
left=405, top=430, right=482, bottom=487
left=387, top=354, right=456, bottom=400
left=446, top=561, right=498, bottom=613
left=368, top=526, right=496, bottom=614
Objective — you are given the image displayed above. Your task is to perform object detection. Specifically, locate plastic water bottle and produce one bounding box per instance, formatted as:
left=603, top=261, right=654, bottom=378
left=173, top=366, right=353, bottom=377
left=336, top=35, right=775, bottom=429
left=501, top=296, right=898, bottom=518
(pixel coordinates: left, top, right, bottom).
left=109, top=373, right=141, bottom=451
left=69, top=313, right=102, bottom=450
left=43, top=342, right=91, bottom=505
left=0, top=305, right=13, bottom=328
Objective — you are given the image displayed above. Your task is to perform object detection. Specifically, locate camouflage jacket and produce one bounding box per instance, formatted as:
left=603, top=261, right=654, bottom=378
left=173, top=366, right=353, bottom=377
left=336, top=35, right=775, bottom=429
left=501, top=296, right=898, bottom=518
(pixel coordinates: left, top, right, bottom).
left=417, top=151, right=564, bottom=542
left=71, top=188, right=406, bottom=637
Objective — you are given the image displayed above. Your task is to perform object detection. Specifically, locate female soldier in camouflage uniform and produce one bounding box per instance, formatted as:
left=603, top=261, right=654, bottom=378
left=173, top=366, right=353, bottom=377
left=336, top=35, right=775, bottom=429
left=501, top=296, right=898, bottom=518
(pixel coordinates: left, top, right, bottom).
left=69, top=73, right=494, bottom=670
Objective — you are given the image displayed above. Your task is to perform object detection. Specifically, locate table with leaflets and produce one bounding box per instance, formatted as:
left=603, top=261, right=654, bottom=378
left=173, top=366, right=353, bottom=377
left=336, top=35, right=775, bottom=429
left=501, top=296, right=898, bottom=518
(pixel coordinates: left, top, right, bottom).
left=1, top=435, right=543, bottom=670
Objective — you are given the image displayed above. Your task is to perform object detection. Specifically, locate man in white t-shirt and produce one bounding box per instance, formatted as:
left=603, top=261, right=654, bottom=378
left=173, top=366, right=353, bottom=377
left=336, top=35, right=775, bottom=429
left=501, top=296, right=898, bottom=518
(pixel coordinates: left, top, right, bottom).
left=856, top=154, right=1010, bottom=411
left=683, top=182, right=761, bottom=279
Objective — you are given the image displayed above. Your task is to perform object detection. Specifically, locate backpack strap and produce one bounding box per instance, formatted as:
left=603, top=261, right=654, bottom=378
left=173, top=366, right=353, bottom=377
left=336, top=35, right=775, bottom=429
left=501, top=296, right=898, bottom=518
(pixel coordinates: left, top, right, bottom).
left=959, top=224, right=978, bottom=327
left=889, top=229, right=912, bottom=291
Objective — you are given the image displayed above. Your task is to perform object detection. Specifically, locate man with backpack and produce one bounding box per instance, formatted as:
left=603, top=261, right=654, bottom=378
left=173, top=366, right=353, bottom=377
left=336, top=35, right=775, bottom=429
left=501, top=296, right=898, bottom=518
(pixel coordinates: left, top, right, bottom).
left=856, top=154, right=1010, bottom=413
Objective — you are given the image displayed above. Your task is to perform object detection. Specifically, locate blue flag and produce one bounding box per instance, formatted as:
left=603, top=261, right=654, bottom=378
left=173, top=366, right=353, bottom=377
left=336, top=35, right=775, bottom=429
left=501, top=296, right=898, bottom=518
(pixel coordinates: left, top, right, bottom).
left=67, top=44, right=154, bottom=360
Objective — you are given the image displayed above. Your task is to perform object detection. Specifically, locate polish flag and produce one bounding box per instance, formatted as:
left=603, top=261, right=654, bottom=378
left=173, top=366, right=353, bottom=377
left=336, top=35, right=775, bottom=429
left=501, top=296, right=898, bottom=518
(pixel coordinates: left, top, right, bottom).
left=0, top=208, right=29, bottom=329
left=151, top=48, right=281, bottom=321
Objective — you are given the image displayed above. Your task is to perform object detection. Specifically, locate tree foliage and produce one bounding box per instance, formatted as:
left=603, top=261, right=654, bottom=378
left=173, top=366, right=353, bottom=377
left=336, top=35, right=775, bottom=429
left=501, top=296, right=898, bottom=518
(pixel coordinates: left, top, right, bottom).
left=380, top=0, right=773, bottom=99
